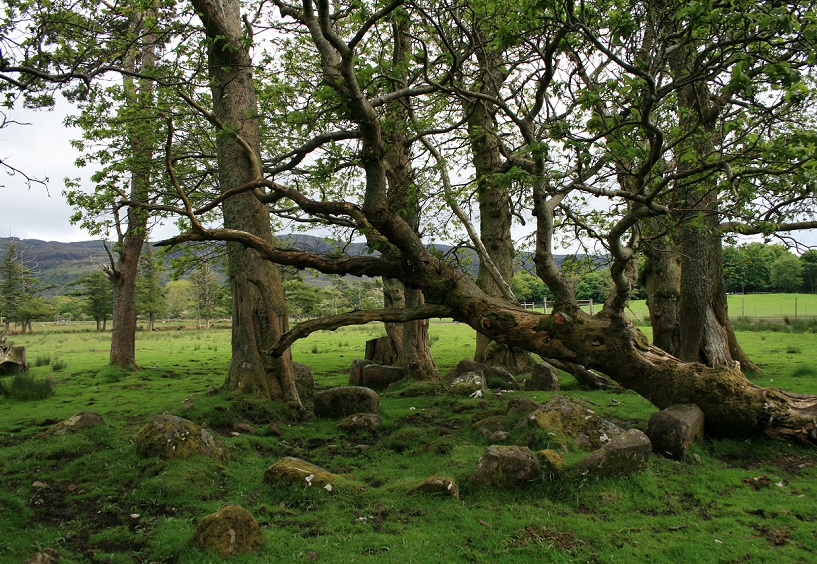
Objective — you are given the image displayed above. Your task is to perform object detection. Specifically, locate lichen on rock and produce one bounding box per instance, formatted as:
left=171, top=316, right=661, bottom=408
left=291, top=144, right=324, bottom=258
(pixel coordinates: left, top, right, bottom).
left=136, top=413, right=229, bottom=461
left=192, top=504, right=263, bottom=557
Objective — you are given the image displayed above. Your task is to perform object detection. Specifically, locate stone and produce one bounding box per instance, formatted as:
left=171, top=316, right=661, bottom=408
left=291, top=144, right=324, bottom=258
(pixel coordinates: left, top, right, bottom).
left=526, top=361, right=560, bottom=391
left=480, top=341, right=536, bottom=375
left=447, top=371, right=485, bottom=395
left=646, top=404, right=705, bottom=460
left=136, top=413, right=229, bottom=461
left=43, top=411, right=105, bottom=436
left=314, top=386, right=379, bottom=418
left=408, top=476, right=459, bottom=498
left=361, top=364, right=405, bottom=390
left=335, top=412, right=382, bottom=432
left=0, top=343, right=27, bottom=375
left=489, top=431, right=511, bottom=443
left=264, top=456, right=363, bottom=492
left=448, top=358, right=519, bottom=390
left=21, top=548, right=59, bottom=564
left=205, top=385, right=218, bottom=396
left=470, top=445, right=542, bottom=488
left=576, top=429, right=652, bottom=477
left=349, top=358, right=374, bottom=386
left=364, top=336, right=399, bottom=365
left=537, top=449, right=566, bottom=475
left=528, top=395, right=623, bottom=450
left=293, top=362, right=315, bottom=400
left=192, top=504, right=263, bottom=557
left=506, top=396, right=540, bottom=416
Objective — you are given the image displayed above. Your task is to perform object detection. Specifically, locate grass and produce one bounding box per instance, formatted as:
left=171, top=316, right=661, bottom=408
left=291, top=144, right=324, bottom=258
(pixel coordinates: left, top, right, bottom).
left=627, top=293, right=817, bottom=325
left=0, top=320, right=815, bottom=562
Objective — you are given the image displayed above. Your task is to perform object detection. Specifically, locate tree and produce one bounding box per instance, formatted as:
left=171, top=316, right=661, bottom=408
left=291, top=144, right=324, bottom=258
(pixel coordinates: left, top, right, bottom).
left=0, top=242, right=25, bottom=331
left=801, top=250, right=817, bottom=294
left=136, top=243, right=166, bottom=331
left=73, top=270, right=114, bottom=332
left=770, top=254, right=803, bottom=293
left=190, top=259, right=220, bottom=329
left=164, top=280, right=194, bottom=319
left=149, top=0, right=817, bottom=443
left=190, top=0, right=299, bottom=407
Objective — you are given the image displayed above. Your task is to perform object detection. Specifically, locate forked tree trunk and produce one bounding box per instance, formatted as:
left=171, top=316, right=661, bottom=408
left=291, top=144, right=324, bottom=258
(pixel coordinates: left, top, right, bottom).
left=381, top=12, right=438, bottom=380
left=194, top=0, right=300, bottom=406
left=109, top=7, right=156, bottom=370
left=468, top=36, right=533, bottom=374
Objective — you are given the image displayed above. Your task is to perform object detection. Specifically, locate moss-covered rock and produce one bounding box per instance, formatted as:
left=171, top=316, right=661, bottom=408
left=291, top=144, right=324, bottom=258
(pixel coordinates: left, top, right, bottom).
left=44, top=411, right=105, bottom=436
left=136, top=413, right=229, bottom=461
left=470, top=445, right=542, bottom=488
left=314, top=386, right=379, bottom=418
left=407, top=476, right=459, bottom=498
left=192, top=504, right=263, bottom=557
left=528, top=395, right=623, bottom=451
left=336, top=412, right=382, bottom=432
left=575, top=429, right=652, bottom=477
left=537, top=449, right=566, bottom=475
left=264, top=456, right=364, bottom=492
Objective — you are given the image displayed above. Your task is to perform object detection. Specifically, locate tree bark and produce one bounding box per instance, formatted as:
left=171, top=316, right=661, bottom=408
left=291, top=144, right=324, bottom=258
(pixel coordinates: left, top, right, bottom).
left=193, top=0, right=299, bottom=406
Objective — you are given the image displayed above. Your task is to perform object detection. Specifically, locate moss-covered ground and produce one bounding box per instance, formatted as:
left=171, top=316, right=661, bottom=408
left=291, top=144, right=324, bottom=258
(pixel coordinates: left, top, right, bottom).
left=0, top=320, right=815, bottom=562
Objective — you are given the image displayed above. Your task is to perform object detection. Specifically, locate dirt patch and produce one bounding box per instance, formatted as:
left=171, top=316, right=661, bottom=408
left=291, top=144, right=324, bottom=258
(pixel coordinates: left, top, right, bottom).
left=753, top=525, right=791, bottom=546
left=742, top=475, right=772, bottom=490
left=509, top=525, right=583, bottom=551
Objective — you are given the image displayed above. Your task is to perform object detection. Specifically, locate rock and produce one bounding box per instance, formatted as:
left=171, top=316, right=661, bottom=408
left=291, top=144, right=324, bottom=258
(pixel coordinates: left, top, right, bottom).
left=537, top=449, right=566, bottom=475
left=335, top=413, right=382, bottom=432
left=364, top=336, right=399, bottom=365
left=526, top=361, right=560, bottom=391
left=192, top=504, right=263, bottom=557
left=233, top=422, right=255, bottom=433
left=264, top=456, right=362, bottom=492
left=576, top=429, right=652, bottom=477
left=528, top=395, right=623, bottom=450
left=0, top=343, right=27, bottom=375
left=136, top=413, right=230, bottom=461
left=43, top=411, right=106, bottom=436
left=448, top=371, right=485, bottom=395
left=470, top=445, right=542, bottom=488
left=489, top=431, right=511, bottom=443
left=408, top=476, right=459, bottom=498
left=314, top=386, right=379, bottom=418
left=21, top=548, right=59, bottom=564
left=646, top=404, right=705, bottom=460
left=506, top=396, right=540, bottom=416
left=448, top=358, right=519, bottom=390
left=205, top=385, right=218, bottom=396
left=349, top=358, right=374, bottom=386
left=292, top=362, right=315, bottom=400
left=361, top=364, right=405, bottom=390
left=479, top=341, right=536, bottom=375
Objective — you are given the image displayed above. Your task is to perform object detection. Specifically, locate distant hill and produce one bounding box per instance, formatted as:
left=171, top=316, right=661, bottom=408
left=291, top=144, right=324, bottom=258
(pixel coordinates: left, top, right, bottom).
left=0, top=235, right=594, bottom=296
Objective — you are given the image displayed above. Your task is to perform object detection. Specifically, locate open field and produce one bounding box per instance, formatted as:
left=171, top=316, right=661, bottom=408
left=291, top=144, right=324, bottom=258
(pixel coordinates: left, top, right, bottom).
left=1, top=320, right=816, bottom=562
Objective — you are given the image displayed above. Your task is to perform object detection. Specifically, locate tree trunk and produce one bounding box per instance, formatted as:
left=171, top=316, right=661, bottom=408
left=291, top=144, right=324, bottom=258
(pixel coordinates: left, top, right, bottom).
left=381, top=12, right=437, bottom=380
left=382, top=277, right=405, bottom=364
left=193, top=0, right=299, bottom=406
left=467, top=33, right=533, bottom=374
left=109, top=242, right=142, bottom=369
left=108, top=7, right=156, bottom=370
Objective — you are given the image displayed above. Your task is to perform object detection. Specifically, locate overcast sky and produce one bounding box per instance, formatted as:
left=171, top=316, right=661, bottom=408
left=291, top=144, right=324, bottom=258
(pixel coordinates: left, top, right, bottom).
left=1, top=103, right=90, bottom=242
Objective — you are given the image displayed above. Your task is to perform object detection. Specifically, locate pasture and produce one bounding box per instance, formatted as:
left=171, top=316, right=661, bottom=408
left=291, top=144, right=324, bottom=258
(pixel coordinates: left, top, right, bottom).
left=0, top=313, right=816, bottom=562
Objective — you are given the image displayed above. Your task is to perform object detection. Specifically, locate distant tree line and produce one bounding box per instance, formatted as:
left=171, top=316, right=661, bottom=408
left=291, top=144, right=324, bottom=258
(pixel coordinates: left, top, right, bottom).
left=723, top=243, right=817, bottom=294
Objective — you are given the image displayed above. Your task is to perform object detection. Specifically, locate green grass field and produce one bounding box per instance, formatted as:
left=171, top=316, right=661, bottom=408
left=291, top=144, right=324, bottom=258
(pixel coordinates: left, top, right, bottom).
left=1, top=316, right=816, bottom=562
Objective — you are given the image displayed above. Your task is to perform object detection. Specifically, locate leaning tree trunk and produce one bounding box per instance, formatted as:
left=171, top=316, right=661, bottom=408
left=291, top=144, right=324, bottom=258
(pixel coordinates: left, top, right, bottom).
left=193, top=0, right=299, bottom=406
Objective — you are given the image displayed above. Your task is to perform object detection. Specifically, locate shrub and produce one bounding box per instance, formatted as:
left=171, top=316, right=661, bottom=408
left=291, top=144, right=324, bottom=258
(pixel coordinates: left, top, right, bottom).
left=0, top=372, right=55, bottom=400
left=33, top=354, right=52, bottom=367
left=51, top=358, right=68, bottom=371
